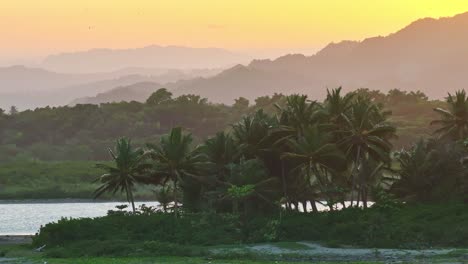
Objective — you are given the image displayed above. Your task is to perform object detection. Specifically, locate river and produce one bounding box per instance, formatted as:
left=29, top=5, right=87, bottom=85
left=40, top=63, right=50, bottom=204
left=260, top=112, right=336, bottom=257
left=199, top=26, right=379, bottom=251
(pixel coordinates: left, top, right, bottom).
left=0, top=201, right=159, bottom=235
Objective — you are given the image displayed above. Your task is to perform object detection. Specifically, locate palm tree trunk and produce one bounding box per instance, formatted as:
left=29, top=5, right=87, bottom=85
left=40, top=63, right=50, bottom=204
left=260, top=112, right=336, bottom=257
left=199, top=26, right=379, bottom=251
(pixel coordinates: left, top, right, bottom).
left=130, top=191, right=136, bottom=213
left=126, top=187, right=136, bottom=213
left=173, top=176, right=179, bottom=218
left=301, top=200, right=308, bottom=212
left=356, top=190, right=361, bottom=208
left=350, top=147, right=361, bottom=207
left=311, top=200, right=318, bottom=213
left=281, top=159, right=288, bottom=205
left=363, top=189, right=368, bottom=209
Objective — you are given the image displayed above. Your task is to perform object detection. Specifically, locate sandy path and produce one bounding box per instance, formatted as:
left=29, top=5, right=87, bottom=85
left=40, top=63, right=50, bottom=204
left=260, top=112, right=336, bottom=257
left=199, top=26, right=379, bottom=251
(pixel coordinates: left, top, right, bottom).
left=213, top=242, right=466, bottom=262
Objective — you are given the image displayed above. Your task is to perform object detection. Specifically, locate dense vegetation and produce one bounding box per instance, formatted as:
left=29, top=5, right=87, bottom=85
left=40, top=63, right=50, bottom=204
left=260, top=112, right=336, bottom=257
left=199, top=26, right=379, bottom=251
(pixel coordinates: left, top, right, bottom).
left=32, top=88, right=468, bottom=255
left=34, top=203, right=468, bottom=256
left=0, top=88, right=448, bottom=200
left=0, top=88, right=443, bottom=162
left=88, top=88, right=465, bottom=212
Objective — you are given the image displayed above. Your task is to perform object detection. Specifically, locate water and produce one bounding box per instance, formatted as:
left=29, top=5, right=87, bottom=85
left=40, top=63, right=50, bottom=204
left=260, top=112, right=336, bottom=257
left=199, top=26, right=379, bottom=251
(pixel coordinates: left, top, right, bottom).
left=0, top=200, right=372, bottom=235
left=0, top=201, right=159, bottom=235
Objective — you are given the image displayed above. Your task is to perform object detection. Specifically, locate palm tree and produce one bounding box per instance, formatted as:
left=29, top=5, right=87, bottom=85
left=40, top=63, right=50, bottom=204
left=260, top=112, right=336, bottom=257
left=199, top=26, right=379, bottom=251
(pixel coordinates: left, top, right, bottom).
left=147, top=127, right=203, bottom=217
left=199, top=132, right=238, bottom=182
left=322, top=87, right=355, bottom=126
left=355, top=157, right=389, bottom=208
left=94, top=138, right=148, bottom=213
left=432, top=90, right=468, bottom=140
left=232, top=109, right=274, bottom=159
left=282, top=126, right=347, bottom=210
left=338, top=96, right=396, bottom=206
left=276, top=94, right=322, bottom=137
left=391, top=139, right=466, bottom=202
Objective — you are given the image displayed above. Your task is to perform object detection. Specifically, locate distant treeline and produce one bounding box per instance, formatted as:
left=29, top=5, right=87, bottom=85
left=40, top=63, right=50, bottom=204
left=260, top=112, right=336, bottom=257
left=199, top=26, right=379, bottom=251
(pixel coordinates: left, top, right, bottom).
left=0, top=88, right=444, bottom=161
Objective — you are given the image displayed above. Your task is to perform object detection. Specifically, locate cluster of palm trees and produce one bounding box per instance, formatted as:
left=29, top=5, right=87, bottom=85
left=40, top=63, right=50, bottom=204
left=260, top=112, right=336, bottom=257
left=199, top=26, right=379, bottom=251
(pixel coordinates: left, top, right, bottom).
left=95, top=88, right=468, bottom=214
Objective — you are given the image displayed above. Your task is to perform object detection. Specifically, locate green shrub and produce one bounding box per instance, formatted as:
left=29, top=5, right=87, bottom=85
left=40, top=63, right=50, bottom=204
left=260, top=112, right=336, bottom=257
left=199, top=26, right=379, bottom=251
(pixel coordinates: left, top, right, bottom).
left=34, top=203, right=468, bottom=257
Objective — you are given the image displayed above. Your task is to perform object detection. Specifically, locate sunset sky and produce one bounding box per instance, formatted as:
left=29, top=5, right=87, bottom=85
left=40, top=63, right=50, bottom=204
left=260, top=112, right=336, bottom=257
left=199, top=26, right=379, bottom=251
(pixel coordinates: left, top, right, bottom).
left=1, top=0, right=467, bottom=61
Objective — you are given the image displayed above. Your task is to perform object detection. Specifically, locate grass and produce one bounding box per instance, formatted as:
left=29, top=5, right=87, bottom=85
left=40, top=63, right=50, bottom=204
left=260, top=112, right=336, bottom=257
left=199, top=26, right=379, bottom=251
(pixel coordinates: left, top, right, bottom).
left=0, top=160, right=155, bottom=200
left=1, top=243, right=465, bottom=264
left=430, top=249, right=468, bottom=259
left=11, top=257, right=381, bottom=264
left=0, top=245, right=377, bottom=263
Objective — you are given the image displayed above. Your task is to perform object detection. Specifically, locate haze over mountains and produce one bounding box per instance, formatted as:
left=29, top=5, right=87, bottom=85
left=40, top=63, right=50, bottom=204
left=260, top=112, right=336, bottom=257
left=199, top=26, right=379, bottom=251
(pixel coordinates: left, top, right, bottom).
left=0, top=45, right=237, bottom=109
left=1, top=12, right=468, bottom=109
left=0, top=66, right=223, bottom=110
left=41, top=45, right=251, bottom=73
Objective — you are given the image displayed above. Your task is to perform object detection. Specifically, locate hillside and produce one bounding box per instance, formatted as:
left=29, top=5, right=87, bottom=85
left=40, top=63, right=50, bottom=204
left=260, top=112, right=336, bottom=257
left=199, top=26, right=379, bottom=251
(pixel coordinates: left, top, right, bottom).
left=169, top=12, right=468, bottom=104
left=70, top=82, right=160, bottom=105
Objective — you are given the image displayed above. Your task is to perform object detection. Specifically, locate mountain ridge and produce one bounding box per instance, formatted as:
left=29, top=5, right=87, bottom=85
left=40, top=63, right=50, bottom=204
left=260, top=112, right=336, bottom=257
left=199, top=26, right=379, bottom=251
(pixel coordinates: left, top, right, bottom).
left=166, top=12, right=468, bottom=104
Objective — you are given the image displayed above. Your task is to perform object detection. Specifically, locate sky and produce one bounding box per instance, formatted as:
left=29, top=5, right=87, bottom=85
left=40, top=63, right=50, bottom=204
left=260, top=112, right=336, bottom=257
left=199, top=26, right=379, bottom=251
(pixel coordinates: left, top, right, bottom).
left=1, top=0, right=467, bottom=62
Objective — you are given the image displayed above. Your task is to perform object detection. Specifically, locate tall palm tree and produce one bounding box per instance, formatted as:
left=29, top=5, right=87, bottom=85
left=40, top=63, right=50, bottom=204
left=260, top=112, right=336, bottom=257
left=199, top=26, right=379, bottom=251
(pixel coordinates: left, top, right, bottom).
left=282, top=126, right=347, bottom=210
left=147, top=127, right=203, bottom=217
left=338, top=96, right=396, bottom=206
left=432, top=90, right=468, bottom=140
left=94, top=138, right=148, bottom=213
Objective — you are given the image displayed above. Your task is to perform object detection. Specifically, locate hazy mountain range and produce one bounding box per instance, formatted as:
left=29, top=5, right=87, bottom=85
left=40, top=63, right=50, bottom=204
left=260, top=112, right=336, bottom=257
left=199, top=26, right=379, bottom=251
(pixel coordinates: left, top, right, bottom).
left=0, top=66, right=222, bottom=110
left=41, top=45, right=252, bottom=73
left=69, top=82, right=161, bottom=106
left=1, top=12, right=468, bottom=109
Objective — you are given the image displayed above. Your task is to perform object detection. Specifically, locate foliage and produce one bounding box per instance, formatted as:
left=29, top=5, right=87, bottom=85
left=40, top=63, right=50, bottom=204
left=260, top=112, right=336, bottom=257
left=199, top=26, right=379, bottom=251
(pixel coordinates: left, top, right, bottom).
left=33, top=203, right=468, bottom=251
left=432, top=90, right=468, bottom=140
left=94, top=138, right=150, bottom=212
left=391, top=139, right=467, bottom=202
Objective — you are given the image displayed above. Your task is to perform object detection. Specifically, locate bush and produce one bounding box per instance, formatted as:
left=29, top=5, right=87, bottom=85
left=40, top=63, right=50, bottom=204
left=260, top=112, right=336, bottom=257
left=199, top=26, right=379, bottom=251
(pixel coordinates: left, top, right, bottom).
left=34, top=203, right=468, bottom=257
left=44, top=240, right=204, bottom=258
left=33, top=213, right=242, bottom=248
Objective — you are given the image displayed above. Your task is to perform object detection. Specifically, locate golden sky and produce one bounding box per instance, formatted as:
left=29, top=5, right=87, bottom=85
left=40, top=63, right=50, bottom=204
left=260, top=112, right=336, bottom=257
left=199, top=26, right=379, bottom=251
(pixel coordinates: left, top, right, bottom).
left=1, top=0, right=467, bottom=58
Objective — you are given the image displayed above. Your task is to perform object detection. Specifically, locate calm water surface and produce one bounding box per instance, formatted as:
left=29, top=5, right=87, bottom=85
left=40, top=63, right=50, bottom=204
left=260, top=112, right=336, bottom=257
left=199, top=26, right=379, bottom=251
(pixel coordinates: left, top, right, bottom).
left=0, top=200, right=372, bottom=235
left=0, top=201, right=159, bottom=235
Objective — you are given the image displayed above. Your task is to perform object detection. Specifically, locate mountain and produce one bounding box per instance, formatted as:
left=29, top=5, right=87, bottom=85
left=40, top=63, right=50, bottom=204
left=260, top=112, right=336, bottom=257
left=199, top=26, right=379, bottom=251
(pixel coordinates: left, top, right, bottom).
left=70, top=82, right=160, bottom=105
left=0, top=65, right=105, bottom=93
left=0, top=75, right=161, bottom=110
left=41, top=45, right=251, bottom=73
left=168, top=12, right=468, bottom=104
left=0, top=66, right=221, bottom=109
